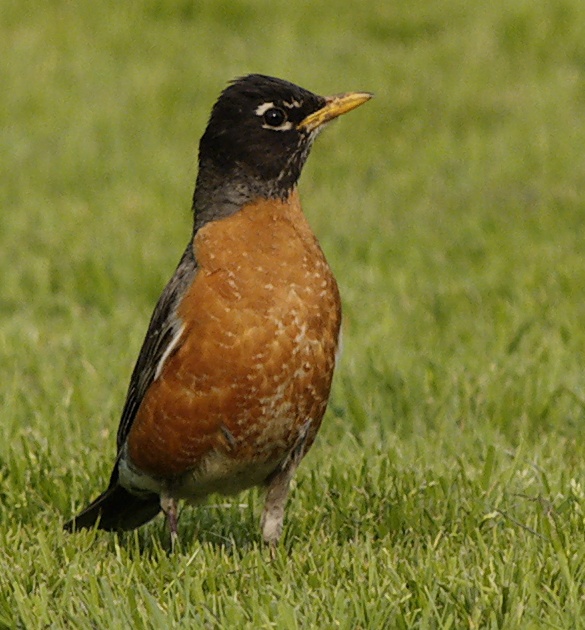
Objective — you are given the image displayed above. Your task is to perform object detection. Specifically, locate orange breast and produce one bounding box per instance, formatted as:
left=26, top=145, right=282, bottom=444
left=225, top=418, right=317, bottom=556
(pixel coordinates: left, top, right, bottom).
left=127, top=190, right=341, bottom=478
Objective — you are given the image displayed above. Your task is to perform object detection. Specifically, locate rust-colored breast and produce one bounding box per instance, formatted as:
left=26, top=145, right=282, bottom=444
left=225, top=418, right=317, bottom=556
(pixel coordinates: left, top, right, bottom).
left=127, top=190, right=341, bottom=479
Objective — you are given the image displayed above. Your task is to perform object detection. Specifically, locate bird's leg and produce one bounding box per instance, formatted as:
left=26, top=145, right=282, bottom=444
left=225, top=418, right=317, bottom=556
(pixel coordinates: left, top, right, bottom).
left=261, top=422, right=310, bottom=549
left=160, top=493, right=179, bottom=552
left=261, top=461, right=296, bottom=550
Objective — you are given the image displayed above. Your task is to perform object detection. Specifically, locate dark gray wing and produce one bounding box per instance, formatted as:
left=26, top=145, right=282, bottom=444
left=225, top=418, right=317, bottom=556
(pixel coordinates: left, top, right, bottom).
left=115, top=243, right=198, bottom=451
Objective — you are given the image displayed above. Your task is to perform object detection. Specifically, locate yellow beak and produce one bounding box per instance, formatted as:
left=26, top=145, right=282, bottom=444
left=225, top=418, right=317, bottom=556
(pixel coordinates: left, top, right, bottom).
left=298, top=91, right=373, bottom=132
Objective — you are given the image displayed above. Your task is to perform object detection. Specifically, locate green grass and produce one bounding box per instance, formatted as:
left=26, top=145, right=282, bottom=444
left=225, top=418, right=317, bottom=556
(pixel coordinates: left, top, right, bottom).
left=2, top=0, right=585, bottom=627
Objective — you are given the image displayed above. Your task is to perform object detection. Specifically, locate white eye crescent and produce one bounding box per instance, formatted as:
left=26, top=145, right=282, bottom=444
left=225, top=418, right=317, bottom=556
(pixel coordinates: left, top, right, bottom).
left=255, top=102, right=275, bottom=116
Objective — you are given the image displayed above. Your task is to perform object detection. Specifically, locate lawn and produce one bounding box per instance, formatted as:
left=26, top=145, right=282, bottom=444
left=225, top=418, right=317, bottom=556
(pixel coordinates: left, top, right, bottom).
left=2, top=0, right=585, bottom=627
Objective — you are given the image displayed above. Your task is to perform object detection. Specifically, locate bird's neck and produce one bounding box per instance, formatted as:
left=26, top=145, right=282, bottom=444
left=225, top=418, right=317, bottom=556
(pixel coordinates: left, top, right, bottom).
left=192, top=161, right=297, bottom=233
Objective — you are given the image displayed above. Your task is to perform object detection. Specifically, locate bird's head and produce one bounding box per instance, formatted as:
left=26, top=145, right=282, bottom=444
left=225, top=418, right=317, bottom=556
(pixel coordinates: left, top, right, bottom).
left=193, top=74, right=371, bottom=226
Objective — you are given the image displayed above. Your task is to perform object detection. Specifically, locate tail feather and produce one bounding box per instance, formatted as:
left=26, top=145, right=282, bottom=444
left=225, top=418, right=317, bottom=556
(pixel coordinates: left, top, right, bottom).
left=64, top=484, right=161, bottom=532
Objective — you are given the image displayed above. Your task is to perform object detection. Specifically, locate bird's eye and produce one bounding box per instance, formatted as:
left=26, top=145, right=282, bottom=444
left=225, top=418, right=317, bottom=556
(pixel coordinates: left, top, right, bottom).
left=263, top=107, right=287, bottom=127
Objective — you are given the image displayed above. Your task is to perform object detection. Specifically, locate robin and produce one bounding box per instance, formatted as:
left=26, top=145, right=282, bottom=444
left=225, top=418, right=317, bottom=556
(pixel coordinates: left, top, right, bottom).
left=64, top=74, right=371, bottom=546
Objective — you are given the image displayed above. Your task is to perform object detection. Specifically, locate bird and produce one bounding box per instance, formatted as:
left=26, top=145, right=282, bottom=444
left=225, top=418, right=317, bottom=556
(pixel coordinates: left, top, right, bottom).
left=64, top=74, right=372, bottom=547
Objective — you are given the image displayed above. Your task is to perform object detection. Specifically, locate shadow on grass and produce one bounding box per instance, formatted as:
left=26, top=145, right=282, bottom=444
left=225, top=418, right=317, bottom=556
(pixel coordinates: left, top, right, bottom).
left=109, top=497, right=263, bottom=559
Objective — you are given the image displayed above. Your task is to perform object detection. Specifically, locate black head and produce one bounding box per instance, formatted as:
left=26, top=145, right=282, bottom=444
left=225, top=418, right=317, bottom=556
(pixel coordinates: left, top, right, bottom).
left=193, top=74, right=372, bottom=229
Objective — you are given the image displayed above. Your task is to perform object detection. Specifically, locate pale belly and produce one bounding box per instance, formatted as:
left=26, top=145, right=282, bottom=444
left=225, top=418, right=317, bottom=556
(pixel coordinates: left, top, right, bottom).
left=118, top=444, right=286, bottom=500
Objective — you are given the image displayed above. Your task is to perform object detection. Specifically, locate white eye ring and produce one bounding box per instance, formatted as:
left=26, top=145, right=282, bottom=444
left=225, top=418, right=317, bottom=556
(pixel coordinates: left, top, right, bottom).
left=255, top=102, right=293, bottom=131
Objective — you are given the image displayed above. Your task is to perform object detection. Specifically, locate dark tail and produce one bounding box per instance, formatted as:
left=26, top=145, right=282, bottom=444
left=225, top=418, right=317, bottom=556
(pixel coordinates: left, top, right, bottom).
left=64, top=483, right=161, bottom=532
